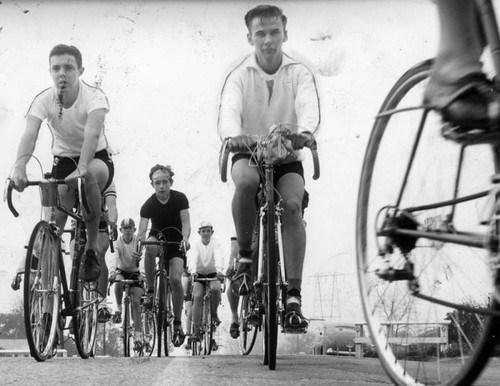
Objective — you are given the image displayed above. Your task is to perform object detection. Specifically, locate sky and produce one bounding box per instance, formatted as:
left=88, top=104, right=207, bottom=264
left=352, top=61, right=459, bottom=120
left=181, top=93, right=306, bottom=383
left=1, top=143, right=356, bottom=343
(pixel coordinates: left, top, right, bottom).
left=0, top=0, right=439, bottom=322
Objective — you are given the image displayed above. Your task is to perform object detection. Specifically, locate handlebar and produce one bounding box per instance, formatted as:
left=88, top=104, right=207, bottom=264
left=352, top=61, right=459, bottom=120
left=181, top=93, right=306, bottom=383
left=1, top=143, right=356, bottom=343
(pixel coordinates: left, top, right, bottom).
left=5, top=176, right=91, bottom=218
left=219, top=131, right=320, bottom=183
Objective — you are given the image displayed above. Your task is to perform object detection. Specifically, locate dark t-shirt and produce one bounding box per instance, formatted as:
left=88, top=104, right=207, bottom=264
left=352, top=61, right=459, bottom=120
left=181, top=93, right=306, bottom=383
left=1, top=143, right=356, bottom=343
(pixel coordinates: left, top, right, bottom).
left=140, top=190, right=189, bottom=241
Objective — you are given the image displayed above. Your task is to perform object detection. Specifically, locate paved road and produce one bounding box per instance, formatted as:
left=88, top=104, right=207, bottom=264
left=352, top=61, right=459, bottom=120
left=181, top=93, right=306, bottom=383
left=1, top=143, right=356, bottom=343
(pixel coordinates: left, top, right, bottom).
left=1, top=354, right=500, bottom=385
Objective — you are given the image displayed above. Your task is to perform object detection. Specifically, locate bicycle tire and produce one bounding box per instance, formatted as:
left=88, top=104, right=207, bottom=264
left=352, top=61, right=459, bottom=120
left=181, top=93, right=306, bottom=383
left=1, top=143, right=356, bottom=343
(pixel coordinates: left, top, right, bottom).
left=356, top=59, right=500, bottom=386
left=203, top=297, right=213, bottom=355
left=164, top=287, right=173, bottom=356
left=123, top=297, right=131, bottom=357
left=155, top=272, right=165, bottom=357
left=265, top=202, right=278, bottom=370
left=24, top=221, right=61, bottom=362
left=239, top=294, right=259, bottom=355
left=142, top=308, right=156, bottom=357
left=72, top=226, right=98, bottom=359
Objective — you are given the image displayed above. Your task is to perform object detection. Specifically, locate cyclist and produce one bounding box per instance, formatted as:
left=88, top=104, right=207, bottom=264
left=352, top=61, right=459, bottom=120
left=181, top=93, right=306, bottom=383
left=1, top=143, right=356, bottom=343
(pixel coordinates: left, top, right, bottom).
left=182, top=268, right=193, bottom=350
left=97, top=180, right=118, bottom=322
left=137, top=164, right=191, bottom=347
left=187, top=221, right=225, bottom=348
left=10, top=44, right=114, bottom=283
left=424, top=0, right=500, bottom=129
left=108, top=217, right=145, bottom=350
left=226, top=236, right=241, bottom=339
left=217, top=5, right=320, bottom=332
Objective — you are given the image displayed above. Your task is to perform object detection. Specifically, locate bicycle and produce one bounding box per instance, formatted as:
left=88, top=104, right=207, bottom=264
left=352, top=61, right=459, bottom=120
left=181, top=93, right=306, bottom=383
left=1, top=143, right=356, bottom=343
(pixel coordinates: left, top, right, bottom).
left=5, top=172, right=99, bottom=361
left=190, top=276, right=225, bottom=356
left=108, top=278, right=156, bottom=357
left=356, top=1, right=500, bottom=384
left=220, top=124, right=320, bottom=370
left=139, top=227, right=185, bottom=357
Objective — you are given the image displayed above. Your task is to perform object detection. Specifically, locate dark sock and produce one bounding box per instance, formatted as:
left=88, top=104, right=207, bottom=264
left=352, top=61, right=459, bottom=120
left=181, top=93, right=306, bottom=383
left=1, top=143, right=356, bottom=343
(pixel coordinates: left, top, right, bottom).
left=239, top=249, right=252, bottom=258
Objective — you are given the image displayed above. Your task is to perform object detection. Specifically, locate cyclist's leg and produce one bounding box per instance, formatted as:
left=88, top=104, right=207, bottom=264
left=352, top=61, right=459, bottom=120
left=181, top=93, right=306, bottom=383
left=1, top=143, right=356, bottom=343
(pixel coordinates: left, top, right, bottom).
left=210, top=280, right=222, bottom=326
left=113, top=272, right=125, bottom=323
left=182, top=273, right=193, bottom=337
left=231, top=156, right=260, bottom=294
left=169, top=257, right=184, bottom=321
left=424, top=0, right=499, bottom=129
left=97, top=227, right=111, bottom=322
left=131, top=284, right=144, bottom=343
left=276, top=171, right=308, bottom=330
left=169, top=256, right=186, bottom=345
left=143, top=239, right=159, bottom=307
left=192, top=280, right=204, bottom=338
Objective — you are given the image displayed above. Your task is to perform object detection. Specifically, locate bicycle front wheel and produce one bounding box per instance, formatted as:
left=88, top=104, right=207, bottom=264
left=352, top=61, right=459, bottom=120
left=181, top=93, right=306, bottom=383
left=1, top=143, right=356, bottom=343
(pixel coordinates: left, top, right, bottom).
left=73, top=245, right=98, bottom=359
left=239, top=294, right=259, bottom=355
left=264, top=208, right=278, bottom=370
left=24, top=221, right=61, bottom=362
left=356, top=59, right=500, bottom=386
left=142, top=308, right=156, bottom=356
left=123, top=297, right=132, bottom=357
left=203, top=298, right=213, bottom=355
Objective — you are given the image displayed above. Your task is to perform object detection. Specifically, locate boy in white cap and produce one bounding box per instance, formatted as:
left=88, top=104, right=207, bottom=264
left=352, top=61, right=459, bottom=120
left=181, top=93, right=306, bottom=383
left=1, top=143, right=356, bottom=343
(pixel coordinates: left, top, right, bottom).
left=188, top=221, right=225, bottom=347
left=109, top=218, right=145, bottom=350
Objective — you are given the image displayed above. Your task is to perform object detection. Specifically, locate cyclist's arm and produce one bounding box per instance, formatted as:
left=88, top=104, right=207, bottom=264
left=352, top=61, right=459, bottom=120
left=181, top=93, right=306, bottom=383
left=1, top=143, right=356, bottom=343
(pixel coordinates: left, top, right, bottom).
left=105, top=193, right=118, bottom=226
left=76, top=108, right=107, bottom=177
left=294, top=68, right=320, bottom=135
left=217, top=72, right=244, bottom=140
left=137, top=217, right=149, bottom=243
left=180, top=208, right=191, bottom=247
left=12, top=115, right=42, bottom=190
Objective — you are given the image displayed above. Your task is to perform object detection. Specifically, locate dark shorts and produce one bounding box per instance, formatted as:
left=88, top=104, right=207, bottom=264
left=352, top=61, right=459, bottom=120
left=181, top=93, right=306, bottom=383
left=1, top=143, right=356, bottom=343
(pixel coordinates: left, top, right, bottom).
left=146, top=234, right=187, bottom=268
left=116, top=269, right=144, bottom=289
left=52, top=149, right=115, bottom=192
left=231, top=154, right=309, bottom=212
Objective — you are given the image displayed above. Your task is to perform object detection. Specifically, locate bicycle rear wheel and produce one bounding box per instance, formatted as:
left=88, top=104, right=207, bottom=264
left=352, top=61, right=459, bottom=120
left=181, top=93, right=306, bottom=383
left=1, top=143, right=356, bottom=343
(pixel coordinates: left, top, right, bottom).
left=356, top=59, right=500, bottom=385
left=72, top=239, right=98, bottom=359
left=239, top=294, right=259, bottom=355
left=24, top=221, right=61, bottom=362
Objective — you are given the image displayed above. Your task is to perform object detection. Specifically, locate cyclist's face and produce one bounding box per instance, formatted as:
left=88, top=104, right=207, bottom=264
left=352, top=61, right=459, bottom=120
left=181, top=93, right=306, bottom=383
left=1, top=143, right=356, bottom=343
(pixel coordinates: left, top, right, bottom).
left=199, top=227, right=213, bottom=244
left=49, top=54, right=83, bottom=93
left=151, top=171, right=172, bottom=199
left=247, top=16, right=287, bottom=61
left=121, top=226, right=135, bottom=242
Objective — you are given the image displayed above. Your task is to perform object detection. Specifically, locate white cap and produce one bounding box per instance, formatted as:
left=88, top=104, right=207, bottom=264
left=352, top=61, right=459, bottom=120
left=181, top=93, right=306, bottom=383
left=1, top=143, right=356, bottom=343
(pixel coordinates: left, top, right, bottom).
left=120, top=218, right=136, bottom=228
left=198, top=220, right=213, bottom=230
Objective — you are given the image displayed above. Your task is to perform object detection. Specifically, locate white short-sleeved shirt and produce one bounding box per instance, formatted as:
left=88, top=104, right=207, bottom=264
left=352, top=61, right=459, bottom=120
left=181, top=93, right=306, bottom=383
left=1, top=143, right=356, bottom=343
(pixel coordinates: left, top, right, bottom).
left=27, top=79, right=110, bottom=157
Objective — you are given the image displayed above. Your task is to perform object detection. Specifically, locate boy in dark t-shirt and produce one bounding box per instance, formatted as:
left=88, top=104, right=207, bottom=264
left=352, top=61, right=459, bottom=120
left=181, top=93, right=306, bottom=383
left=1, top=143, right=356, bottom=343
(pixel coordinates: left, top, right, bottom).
left=137, top=164, right=191, bottom=347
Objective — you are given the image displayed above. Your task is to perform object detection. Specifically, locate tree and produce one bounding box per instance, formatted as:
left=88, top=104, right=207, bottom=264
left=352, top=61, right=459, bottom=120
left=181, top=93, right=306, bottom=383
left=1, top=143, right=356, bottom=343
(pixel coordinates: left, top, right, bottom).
left=0, top=301, right=26, bottom=339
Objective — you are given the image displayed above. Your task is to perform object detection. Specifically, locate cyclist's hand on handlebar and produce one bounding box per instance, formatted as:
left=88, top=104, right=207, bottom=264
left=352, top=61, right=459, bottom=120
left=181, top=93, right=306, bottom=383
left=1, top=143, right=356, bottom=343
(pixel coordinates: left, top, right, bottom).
left=64, top=167, right=87, bottom=190
left=288, top=131, right=315, bottom=150
left=109, top=271, right=117, bottom=283
left=228, top=135, right=258, bottom=152
left=181, top=239, right=190, bottom=252
left=109, top=222, right=118, bottom=241
left=11, top=167, right=28, bottom=192
left=216, top=272, right=225, bottom=281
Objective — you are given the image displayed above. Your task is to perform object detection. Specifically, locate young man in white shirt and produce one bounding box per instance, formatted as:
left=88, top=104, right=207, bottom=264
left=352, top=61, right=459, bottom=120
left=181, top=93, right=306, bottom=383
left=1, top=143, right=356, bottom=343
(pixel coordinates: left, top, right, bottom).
left=218, top=5, right=319, bottom=332
left=188, top=221, right=224, bottom=345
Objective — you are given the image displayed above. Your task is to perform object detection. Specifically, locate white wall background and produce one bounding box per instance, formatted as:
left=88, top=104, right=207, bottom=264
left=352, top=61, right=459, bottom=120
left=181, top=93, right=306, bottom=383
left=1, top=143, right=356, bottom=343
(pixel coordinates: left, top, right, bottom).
left=0, top=0, right=438, bottom=322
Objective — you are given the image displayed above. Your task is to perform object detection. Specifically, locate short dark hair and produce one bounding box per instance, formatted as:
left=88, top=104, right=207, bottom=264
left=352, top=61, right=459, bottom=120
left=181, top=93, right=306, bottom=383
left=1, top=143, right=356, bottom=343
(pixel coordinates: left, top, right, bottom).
left=149, top=164, right=174, bottom=183
left=244, top=5, right=287, bottom=31
left=49, top=44, right=83, bottom=69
